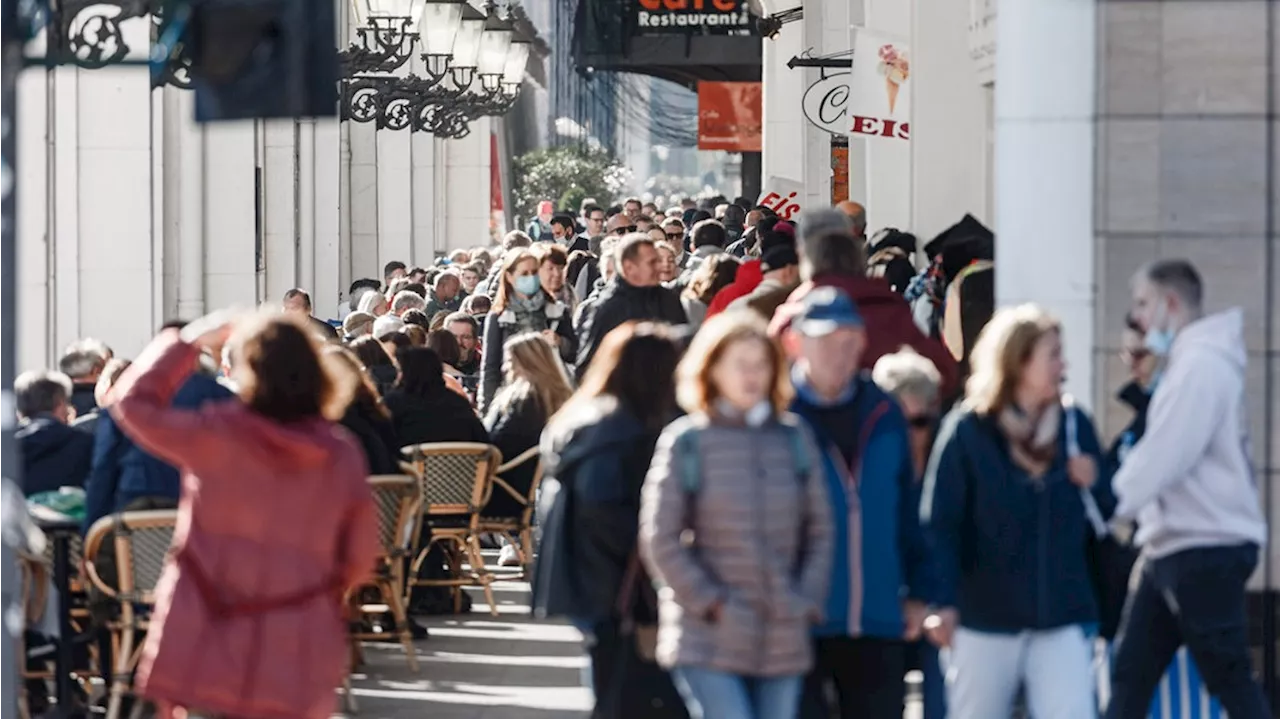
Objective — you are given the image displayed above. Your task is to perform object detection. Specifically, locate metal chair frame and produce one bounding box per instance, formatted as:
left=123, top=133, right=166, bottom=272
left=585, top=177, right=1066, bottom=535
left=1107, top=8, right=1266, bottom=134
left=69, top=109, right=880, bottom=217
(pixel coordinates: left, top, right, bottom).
left=400, top=442, right=501, bottom=616
left=83, top=510, right=178, bottom=719
left=347, top=474, right=420, bottom=672
left=477, top=446, right=544, bottom=580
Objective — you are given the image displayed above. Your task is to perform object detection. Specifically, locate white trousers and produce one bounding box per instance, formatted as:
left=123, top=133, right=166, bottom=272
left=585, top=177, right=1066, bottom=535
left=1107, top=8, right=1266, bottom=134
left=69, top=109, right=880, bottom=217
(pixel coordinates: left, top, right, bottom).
left=944, top=625, right=1097, bottom=719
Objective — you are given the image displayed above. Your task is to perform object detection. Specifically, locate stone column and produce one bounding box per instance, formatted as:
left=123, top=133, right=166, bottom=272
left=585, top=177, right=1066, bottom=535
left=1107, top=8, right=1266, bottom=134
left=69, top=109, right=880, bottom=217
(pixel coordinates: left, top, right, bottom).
left=994, top=0, right=1097, bottom=406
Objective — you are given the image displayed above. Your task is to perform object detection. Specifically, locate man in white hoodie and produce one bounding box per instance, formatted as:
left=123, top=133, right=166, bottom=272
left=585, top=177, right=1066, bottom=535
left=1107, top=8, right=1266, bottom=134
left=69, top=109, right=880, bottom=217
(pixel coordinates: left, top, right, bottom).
left=1106, top=259, right=1270, bottom=718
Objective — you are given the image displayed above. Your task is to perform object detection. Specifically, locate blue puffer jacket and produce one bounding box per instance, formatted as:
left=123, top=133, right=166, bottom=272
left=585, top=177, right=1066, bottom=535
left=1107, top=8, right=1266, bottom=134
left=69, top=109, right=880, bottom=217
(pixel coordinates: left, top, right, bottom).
left=82, top=373, right=233, bottom=533
left=921, top=404, right=1111, bottom=633
left=791, top=374, right=933, bottom=640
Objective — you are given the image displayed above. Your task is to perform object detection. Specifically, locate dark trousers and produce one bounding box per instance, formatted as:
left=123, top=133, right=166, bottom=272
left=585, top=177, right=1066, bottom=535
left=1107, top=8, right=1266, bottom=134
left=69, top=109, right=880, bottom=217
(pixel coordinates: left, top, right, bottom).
left=801, top=636, right=905, bottom=719
left=1106, top=543, right=1270, bottom=719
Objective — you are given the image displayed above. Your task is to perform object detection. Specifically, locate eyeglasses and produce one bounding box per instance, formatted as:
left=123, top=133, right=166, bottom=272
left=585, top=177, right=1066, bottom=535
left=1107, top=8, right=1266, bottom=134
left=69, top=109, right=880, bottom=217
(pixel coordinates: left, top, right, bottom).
left=613, top=225, right=638, bottom=236
left=906, top=415, right=937, bottom=429
left=666, top=232, right=683, bottom=240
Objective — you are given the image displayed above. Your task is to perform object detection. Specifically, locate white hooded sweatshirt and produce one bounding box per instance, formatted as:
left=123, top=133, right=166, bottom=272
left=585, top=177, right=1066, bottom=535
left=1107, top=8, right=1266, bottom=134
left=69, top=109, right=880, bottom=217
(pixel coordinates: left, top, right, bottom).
left=1113, top=308, right=1267, bottom=559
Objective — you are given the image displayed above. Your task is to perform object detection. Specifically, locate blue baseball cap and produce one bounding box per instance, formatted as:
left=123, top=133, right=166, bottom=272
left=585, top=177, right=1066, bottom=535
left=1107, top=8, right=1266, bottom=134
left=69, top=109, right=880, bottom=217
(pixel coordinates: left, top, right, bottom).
left=794, top=287, right=864, bottom=337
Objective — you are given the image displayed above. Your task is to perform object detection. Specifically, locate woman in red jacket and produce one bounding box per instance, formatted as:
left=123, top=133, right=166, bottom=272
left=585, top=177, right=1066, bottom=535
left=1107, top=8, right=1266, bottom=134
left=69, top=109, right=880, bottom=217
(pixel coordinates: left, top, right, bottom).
left=109, top=311, right=380, bottom=719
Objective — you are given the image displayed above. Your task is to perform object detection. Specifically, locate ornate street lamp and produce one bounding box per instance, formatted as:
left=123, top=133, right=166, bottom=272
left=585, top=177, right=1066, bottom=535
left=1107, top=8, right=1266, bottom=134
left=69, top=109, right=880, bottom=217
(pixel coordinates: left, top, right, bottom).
left=41, top=0, right=192, bottom=88
left=339, top=0, right=529, bottom=139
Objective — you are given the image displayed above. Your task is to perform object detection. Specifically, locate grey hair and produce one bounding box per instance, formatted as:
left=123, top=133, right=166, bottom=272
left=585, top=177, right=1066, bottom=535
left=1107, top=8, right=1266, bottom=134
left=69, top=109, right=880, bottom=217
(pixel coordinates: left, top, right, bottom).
left=391, top=290, right=427, bottom=314
left=15, top=370, right=73, bottom=418
left=872, top=349, right=942, bottom=406
left=799, top=209, right=854, bottom=243
left=1137, top=258, right=1203, bottom=312
left=58, top=338, right=111, bottom=379
left=356, top=291, right=384, bottom=315
left=799, top=230, right=866, bottom=280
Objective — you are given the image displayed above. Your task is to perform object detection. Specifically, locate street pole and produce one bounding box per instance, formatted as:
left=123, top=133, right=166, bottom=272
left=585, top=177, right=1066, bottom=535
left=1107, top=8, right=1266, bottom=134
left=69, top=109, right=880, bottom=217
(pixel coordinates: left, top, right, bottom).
left=1, top=0, right=20, bottom=710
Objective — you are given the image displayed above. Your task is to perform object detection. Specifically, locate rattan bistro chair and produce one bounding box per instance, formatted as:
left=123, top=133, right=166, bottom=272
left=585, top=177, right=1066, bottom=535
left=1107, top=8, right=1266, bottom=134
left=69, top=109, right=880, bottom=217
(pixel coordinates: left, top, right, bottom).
left=83, top=510, right=178, bottom=719
left=401, top=442, right=502, bottom=616
left=347, top=475, right=420, bottom=671
left=477, top=447, right=544, bottom=580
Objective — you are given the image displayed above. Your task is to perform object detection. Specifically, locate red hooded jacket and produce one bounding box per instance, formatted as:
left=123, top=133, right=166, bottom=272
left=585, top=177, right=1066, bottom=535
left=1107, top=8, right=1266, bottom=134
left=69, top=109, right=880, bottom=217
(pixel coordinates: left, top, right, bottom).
left=768, top=273, right=959, bottom=399
left=704, top=259, right=764, bottom=321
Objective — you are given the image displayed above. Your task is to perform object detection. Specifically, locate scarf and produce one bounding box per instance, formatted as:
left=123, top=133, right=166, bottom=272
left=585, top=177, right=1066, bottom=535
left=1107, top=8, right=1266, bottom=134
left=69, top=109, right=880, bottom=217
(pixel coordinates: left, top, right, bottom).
left=996, top=402, right=1061, bottom=480
left=509, top=292, right=549, bottom=334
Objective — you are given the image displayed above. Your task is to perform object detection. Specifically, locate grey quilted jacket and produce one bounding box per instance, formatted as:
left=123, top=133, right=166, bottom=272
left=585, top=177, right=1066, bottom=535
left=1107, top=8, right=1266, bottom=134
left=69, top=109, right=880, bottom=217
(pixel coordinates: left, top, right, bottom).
left=638, top=412, right=833, bottom=677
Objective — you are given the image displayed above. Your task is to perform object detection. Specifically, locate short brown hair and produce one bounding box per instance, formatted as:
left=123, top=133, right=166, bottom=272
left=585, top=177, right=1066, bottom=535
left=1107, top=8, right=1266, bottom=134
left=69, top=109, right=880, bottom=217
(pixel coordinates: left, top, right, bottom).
left=231, top=313, right=352, bottom=423
left=676, top=312, right=791, bottom=415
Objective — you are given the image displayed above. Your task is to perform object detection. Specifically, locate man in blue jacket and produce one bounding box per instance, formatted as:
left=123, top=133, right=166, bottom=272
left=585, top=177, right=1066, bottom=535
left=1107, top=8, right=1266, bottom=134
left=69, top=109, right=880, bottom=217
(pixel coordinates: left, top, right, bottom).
left=782, top=287, right=933, bottom=718
left=82, top=323, right=234, bottom=534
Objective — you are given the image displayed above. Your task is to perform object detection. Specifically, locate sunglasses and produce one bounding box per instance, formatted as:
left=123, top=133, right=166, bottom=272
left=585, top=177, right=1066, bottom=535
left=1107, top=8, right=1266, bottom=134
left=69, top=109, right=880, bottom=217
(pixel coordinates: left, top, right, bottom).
left=906, top=415, right=937, bottom=429
left=613, top=225, right=638, bottom=236
left=1121, top=347, right=1151, bottom=362
left=666, top=232, right=684, bottom=240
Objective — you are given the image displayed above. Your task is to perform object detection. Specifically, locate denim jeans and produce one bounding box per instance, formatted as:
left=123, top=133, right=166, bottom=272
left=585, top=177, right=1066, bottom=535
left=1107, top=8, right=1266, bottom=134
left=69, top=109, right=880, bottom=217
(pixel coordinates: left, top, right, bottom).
left=673, top=666, right=803, bottom=719
left=945, top=624, right=1096, bottom=719
left=1106, top=543, right=1270, bottom=719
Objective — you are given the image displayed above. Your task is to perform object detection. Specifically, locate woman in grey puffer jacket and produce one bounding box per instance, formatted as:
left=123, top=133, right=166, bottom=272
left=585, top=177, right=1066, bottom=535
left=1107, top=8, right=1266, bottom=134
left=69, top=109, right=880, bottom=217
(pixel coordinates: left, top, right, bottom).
left=639, top=313, right=833, bottom=719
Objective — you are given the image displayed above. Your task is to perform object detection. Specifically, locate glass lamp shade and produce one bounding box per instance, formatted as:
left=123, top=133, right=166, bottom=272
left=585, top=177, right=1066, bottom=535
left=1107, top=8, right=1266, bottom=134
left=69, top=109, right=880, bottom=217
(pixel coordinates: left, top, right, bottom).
left=353, top=0, right=426, bottom=29
left=449, top=17, right=485, bottom=69
left=500, top=39, right=529, bottom=86
left=476, top=24, right=513, bottom=77
left=419, top=0, right=466, bottom=56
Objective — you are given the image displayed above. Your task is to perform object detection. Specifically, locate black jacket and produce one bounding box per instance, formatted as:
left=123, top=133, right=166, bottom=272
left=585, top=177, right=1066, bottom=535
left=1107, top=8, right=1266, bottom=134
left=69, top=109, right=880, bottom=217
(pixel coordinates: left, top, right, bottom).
left=18, top=415, right=94, bottom=496
left=340, top=401, right=401, bottom=475
left=483, top=395, right=546, bottom=517
left=574, top=277, right=687, bottom=380
left=531, top=401, right=662, bottom=623
left=384, top=388, right=488, bottom=449
left=69, top=384, right=97, bottom=420
left=1105, top=381, right=1151, bottom=478
left=478, top=300, right=577, bottom=413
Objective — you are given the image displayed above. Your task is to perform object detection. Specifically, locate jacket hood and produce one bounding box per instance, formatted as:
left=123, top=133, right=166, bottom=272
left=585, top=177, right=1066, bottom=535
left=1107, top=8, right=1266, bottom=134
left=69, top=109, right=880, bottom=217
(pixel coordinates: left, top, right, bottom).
left=1173, top=308, right=1245, bottom=371
left=546, top=399, right=650, bottom=471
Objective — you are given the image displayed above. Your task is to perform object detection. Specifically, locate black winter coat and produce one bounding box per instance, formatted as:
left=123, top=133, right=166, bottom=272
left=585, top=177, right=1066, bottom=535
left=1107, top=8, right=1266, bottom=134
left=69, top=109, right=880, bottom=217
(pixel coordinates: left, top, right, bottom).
left=531, top=400, right=662, bottom=623
left=340, top=401, right=400, bottom=475
left=384, top=389, right=488, bottom=450
left=18, top=415, right=94, bottom=496
left=478, top=299, right=577, bottom=413
left=484, top=395, right=546, bottom=517
left=574, top=278, right=687, bottom=380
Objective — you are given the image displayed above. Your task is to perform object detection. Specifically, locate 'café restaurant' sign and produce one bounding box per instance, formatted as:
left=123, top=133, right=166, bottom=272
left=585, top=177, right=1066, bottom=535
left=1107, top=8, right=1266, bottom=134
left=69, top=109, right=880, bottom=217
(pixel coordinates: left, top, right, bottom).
left=634, top=0, right=753, bottom=32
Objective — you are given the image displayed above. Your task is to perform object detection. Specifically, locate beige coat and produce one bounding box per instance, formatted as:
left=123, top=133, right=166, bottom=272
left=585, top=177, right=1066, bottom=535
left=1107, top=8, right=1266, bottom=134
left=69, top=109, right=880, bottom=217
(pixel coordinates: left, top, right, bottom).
left=638, top=412, right=833, bottom=678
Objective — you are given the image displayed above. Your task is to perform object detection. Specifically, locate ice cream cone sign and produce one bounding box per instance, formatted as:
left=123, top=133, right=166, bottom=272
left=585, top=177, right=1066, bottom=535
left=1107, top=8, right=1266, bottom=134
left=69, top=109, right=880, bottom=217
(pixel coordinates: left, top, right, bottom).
left=877, top=44, right=909, bottom=115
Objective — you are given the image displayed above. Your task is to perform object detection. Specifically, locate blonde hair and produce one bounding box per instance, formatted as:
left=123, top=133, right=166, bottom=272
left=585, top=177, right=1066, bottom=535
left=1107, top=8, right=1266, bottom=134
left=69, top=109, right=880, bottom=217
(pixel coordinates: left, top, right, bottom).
left=964, top=304, right=1061, bottom=416
left=676, top=312, right=791, bottom=415
left=487, top=332, right=574, bottom=422
left=95, top=358, right=133, bottom=407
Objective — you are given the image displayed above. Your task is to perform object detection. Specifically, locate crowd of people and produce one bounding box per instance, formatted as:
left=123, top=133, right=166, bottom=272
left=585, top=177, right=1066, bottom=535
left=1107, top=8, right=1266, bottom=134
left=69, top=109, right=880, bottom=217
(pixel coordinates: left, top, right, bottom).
left=11, top=191, right=1272, bottom=719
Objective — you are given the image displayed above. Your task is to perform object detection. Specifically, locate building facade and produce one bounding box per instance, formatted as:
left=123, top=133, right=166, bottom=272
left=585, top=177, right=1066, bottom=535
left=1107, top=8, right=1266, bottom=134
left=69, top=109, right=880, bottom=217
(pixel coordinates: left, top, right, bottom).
left=15, top=1, right=500, bottom=368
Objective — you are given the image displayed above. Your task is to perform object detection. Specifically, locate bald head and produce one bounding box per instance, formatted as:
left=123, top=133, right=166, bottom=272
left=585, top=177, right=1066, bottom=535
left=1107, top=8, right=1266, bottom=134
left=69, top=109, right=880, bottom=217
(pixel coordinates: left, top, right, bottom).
left=836, top=201, right=867, bottom=236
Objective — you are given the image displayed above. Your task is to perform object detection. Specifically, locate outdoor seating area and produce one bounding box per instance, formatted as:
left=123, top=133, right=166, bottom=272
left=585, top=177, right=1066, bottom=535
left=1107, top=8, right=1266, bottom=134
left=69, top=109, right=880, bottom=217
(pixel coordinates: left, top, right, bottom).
left=16, top=442, right=545, bottom=718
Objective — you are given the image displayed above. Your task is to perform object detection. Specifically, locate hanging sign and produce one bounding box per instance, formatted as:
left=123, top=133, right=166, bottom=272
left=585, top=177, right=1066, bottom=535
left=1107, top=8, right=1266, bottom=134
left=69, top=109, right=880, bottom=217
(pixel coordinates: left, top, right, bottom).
left=801, top=72, right=851, bottom=135
left=757, top=177, right=804, bottom=221
left=969, top=0, right=996, bottom=85
left=846, top=28, right=911, bottom=142
left=634, top=0, right=752, bottom=32
left=697, top=82, right=763, bottom=151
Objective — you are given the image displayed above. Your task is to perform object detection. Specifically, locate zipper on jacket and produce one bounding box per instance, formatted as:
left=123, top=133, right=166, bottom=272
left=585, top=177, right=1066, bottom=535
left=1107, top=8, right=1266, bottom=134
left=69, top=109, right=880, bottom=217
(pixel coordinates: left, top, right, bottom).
left=1037, top=483, right=1048, bottom=627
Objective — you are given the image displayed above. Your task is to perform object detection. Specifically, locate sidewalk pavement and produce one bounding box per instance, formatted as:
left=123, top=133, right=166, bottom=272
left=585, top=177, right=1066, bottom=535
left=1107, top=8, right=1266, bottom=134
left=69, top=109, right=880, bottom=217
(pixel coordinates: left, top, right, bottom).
left=339, top=558, right=591, bottom=719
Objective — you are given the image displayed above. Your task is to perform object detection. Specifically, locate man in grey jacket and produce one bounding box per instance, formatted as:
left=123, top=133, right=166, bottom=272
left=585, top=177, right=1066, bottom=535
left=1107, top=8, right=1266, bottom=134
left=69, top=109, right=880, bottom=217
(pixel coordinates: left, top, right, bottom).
left=1106, top=259, right=1270, bottom=718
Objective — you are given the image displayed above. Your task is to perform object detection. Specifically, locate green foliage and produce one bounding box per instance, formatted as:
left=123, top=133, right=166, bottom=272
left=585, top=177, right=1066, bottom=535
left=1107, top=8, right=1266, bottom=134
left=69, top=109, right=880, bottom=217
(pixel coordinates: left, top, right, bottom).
left=513, top=146, right=631, bottom=222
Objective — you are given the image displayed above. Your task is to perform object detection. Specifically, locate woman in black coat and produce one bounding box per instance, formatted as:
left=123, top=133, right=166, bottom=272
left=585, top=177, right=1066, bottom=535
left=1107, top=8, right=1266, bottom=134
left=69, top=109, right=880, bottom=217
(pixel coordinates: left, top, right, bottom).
left=531, top=322, right=683, bottom=717
left=384, top=346, right=487, bottom=448
left=326, top=346, right=399, bottom=475
left=478, top=248, right=577, bottom=413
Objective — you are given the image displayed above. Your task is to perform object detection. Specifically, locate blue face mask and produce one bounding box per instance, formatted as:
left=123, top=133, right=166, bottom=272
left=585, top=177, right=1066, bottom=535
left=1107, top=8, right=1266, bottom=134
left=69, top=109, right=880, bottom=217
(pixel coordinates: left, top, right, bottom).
left=514, top=275, right=542, bottom=296
left=1143, top=302, right=1176, bottom=357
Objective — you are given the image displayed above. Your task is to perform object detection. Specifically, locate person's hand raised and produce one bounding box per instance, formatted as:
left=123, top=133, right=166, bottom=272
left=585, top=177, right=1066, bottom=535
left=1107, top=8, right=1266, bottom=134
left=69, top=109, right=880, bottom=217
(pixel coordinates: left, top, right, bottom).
left=178, top=310, right=237, bottom=352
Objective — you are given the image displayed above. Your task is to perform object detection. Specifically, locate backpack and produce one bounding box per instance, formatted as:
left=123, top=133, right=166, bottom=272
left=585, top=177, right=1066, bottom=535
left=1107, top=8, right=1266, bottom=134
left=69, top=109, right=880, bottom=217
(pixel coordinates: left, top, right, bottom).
left=672, top=421, right=812, bottom=494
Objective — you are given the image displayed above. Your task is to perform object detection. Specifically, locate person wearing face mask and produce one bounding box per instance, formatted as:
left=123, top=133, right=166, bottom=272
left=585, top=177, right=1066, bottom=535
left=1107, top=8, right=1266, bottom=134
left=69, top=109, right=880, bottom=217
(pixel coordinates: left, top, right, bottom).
left=478, top=248, right=577, bottom=413
left=1105, top=260, right=1270, bottom=719
left=782, top=289, right=934, bottom=719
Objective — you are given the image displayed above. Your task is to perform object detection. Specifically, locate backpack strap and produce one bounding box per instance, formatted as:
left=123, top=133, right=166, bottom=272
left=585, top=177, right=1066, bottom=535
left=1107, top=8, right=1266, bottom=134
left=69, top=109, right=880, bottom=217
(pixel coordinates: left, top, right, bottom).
left=673, top=425, right=703, bottom=495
